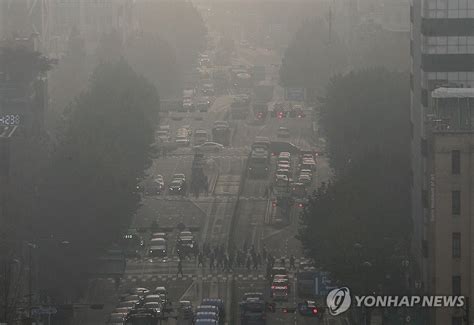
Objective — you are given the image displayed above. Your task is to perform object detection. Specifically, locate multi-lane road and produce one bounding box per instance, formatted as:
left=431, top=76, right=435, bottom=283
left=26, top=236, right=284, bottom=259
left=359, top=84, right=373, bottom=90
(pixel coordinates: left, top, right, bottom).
left=76, top=44, right=342, bottom=325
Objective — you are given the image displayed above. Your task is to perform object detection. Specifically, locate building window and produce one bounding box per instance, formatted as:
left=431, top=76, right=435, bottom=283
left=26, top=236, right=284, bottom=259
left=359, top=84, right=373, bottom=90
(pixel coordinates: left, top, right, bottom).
left=452, top=232, right=461, bottom=257
left=452, top=150, right=460, bottom=174
left=452, top=276, right=461, bottom=296
left=452, top=190, right=461, bottom=215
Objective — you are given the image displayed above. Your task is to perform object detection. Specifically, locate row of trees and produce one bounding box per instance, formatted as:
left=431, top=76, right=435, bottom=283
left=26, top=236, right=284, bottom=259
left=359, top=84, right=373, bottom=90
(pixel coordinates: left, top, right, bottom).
left=37, top=59, right=160, bottom=300
left=298, top=69, right=411, bottom=295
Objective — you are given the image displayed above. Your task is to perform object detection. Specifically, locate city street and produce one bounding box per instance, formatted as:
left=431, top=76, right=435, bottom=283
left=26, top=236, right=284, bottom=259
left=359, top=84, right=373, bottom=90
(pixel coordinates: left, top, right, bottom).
left=77, top=38, right=340, bottom=325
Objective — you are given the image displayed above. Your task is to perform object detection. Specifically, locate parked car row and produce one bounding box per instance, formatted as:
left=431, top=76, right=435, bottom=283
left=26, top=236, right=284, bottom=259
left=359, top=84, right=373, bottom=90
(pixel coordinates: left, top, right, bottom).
left=106, top=287, right=171, bottom=324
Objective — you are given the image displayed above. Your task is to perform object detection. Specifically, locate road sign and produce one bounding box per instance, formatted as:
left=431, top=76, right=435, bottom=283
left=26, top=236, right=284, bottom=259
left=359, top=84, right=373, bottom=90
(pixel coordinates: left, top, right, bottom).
left=285, top=88, right=305, bottom=102
left=314, top=271, right=335, bottom=296
left=31, top=306, right=57, bottom=316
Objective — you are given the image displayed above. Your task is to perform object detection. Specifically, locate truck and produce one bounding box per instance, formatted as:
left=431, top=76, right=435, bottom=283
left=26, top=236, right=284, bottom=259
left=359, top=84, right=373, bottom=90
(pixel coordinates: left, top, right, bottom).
left=212, top=121, right=231, bottom=146
left=252, top=82, right=274, bottom=120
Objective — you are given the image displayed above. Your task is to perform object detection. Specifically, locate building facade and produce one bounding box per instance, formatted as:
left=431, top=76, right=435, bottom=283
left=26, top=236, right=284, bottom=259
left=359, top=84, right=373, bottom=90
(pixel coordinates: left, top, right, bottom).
left=427, top=88, right=474, bottom=324
left=410, top=0, right=474, bottom=311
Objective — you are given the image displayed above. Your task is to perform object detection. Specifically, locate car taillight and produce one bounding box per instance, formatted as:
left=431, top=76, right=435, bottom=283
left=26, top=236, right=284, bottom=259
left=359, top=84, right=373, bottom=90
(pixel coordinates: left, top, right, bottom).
left=312, top=308, right=318, bottom=315
left=283, top=308, right=288, bottom=313
left=271, top=285, right=276, bottom=289
left=272, top=201, right=277, bottom=207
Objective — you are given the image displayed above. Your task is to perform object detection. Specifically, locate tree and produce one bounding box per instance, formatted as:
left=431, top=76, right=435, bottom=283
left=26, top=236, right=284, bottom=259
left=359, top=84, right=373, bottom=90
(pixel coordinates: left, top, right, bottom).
left=0, top=45, right=55, bottom=82
left=319, top=68, right=410, bottom=174
left=299, top=153, right=411, bottom=295
left=299, top=68, right=411, bottom=296
left=48, top=27, right=90, bottom=126
left=124, top=33, right=180, bottom=98
left=279, top=18, right=348, bottom=98
left=37, top=59, right=160, bottom=299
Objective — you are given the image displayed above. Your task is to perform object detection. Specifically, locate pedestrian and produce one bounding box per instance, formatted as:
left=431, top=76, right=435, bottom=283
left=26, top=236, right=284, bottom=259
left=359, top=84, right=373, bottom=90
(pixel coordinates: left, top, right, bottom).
left=198, top=253, right=204, bottom=267
left=193, top=245, right=199, bottom=260
left=289, top=255, right=296, bottom=270
left=177, top=259, right=184, bottom=276
left=209, top=253, right=215, bottom=270
left=256, top=253, right=262, bottom=268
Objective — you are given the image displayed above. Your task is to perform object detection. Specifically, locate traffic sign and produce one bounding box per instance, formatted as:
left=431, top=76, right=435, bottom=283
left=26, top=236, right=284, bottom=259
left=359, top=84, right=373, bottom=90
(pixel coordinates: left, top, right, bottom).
left=31, top=306, right=57, bottom=316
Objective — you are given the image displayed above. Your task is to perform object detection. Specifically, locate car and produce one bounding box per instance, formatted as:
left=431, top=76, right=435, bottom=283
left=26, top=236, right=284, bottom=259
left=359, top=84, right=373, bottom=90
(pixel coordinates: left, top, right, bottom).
left=172, top=173, right=186, bottom=182
left=120, top=293, right=143, bottom=302
left=298, top=300, right=323, bottom=318
left=154, top=286, right=170, bottom=308
left=242, top=292, right=265, bottom=301
left=143, top=294, right=163, bottom=304
left=196, top=98, right=211, bottom=112
left=196, top=305, right=219, bottom=318
left=194, top=129, right=209, bottom=145
left=168, top=179, right=185, bottom=195
left=278, top=152, right=291, bottom=158
left=275, top=169, right=290, bottom=178
left=277, top=162, right=291, bottom=169
left=277, top=156, right=290, bottom=163
left=270, top=267, right=287, bottom=278
left=201, top=298, right=225, bottom=322
left=277, top=126, right=290, bottom=138
left=275, top=174, right=289, bottom=182
left=114, top=306, right=133, bottom=314
left=149, top=244, right=167, bottom=258
left=117, top=300, right=140, bottom=309
left=299, top=169, right=312, bottom=176
left=195, top=312, right=219, bottom=322
left=149, top=238, right=167, bottom=257
left=142, top=301, right=163, bottom=318
left=194, top=319, right=218, bottom=325
left=302, top=153, right=314, bottom=160
left=194, top=141, right=224, bottom=152
left=151, top=232, right=167, bottom=240
left=298, top=174, right=312, bottom=185
left=106, top=312, right=127, bottom=325
left=271, top=141, right=300, bottom=155
left=183, top=99, right=194, bottom=111
left=178, top=300, right=194, bottom=319
left=127, top=288, right=150, bottom=297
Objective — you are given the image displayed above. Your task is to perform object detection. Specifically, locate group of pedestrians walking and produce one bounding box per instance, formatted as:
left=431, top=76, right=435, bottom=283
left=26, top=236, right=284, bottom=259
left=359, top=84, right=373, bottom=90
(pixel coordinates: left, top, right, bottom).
left=176, top=242, right=297, bottom=276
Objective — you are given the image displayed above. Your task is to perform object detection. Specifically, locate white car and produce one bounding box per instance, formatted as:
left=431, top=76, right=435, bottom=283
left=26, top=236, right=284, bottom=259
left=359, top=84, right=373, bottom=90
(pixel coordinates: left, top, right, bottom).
left=279, top=152, right=291, bottom=159
left=298, top=174, right=312, bottom=185
left=172, top=173, right=186, bottom=182
left=194, top=142, right=224, bottom=152
left=277, top=126, right=290, bottom=138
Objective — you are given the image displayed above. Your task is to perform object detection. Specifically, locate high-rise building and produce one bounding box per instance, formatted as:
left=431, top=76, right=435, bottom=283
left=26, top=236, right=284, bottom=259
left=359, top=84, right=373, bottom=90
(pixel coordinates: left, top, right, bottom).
left=411, top=0, right=474, bottom=324
left=427, top=87, right=474, bottom=324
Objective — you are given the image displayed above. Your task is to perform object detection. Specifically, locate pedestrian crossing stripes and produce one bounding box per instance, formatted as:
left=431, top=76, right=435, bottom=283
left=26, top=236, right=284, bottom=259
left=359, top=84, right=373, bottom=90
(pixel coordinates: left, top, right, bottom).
left=123, top=273, right=280, bottom=283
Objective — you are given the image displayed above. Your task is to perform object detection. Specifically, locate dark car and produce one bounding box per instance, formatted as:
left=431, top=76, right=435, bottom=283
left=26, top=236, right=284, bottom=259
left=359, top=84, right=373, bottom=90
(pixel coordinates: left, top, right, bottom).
left=298, top=300, right=323, bottom=318
left=178, top=300, right=194, bottom=319
left=202, top=298, right=225, bottom=323
left=270, top=141, right=300, bottom=156
left=168, top=179, right=185, bottom=195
